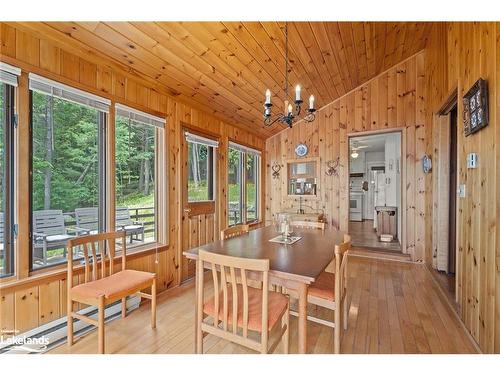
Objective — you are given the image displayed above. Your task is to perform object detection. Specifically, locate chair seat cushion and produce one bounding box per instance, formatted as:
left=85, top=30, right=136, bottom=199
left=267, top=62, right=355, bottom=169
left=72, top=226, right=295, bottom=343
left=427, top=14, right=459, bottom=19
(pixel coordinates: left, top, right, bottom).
left=203, top=285, right=288, bottom=332
left=308, top=271, right=335, bottom=301
left=45, top=234, right=74, bottom=242
left=123, top=225, right=143, bottom=231
left=71, top=269, right=155, bottom=300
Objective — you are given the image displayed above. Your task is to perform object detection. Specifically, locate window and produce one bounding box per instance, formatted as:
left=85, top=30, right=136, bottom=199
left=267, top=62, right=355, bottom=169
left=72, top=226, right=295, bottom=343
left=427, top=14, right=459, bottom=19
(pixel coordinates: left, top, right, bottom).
left=115, top=104, right=165, bottom=248
left=228, top=142, right=261, bottom=226
left=246, top=153, right=259, bottom=222
left=185, top=132, right=217, bottom=202
left=228, top=147, right=243, bottom=225
left=29, top=74, right=110, bottom=269
left=0, top=62, right=19, bottom=277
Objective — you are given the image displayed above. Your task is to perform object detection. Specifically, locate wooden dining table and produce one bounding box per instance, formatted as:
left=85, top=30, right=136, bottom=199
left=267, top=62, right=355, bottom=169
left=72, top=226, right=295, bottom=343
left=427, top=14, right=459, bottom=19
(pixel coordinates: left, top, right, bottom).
left=183, top=224, right=345, bottom=354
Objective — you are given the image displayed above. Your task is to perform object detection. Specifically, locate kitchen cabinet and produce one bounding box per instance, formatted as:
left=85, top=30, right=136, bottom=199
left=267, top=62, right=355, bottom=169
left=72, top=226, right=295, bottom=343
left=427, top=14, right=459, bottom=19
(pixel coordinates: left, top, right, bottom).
left=349, top=151, right=365, bottom=174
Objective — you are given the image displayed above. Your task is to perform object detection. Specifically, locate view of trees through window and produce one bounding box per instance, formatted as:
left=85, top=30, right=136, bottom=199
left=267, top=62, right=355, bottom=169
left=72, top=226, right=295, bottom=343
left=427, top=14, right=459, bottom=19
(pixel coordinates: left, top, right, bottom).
left=115, top=115, right=157, bottom=246
left=228, top=145, right=259, bottom=226
left=31, top=91, right=102, bottom=268
left=188, top=142, right=214, bottom=202
left=228, top=148, right=243, bottom=225
left=246, top=153, right=259, bottom=222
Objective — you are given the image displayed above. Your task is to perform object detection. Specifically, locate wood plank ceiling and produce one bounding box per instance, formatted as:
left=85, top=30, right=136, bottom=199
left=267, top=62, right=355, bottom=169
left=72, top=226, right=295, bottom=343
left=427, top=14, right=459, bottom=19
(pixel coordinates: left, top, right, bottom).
left=14, top=22, right=433, bottom=138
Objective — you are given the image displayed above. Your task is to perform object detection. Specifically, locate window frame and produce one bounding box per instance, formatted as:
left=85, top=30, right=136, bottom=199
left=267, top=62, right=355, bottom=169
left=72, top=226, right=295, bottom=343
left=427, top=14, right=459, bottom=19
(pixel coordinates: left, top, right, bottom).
left=114, top=106, right=165, bottom=249
left=1, top=83, right=15, bottom=278
left=227, top=141, right=261, bottom=227
left=28, top=89, right=108, bottom=271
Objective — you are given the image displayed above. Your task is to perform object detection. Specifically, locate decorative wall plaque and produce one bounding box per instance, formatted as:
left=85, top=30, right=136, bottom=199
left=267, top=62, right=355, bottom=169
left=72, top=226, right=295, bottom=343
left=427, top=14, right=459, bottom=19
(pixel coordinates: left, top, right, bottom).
left=463, top=78, right=489, bottom=136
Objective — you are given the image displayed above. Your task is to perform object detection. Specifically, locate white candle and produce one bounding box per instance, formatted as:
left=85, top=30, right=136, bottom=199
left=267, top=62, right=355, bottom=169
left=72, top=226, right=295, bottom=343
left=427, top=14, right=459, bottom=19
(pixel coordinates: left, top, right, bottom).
left=288, top=103, right=293, bottom=115
left=295, top=85, right=301, bottom=101
left=309, top=94, right=315, bottom=110
left=265, top=89, right=271, bottom=104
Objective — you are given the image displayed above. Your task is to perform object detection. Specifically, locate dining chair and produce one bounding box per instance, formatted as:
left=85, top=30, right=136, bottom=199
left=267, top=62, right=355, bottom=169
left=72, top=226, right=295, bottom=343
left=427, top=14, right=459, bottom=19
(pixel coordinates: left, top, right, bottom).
left=67, top=231, right=157, bottom=354
left=290, top=220, right=325, bottom=230
left=196, top=250, right=290, bottom=354
left=289, top=233, right=351, bottom=354
left=220, top=224, right=250, bottom=240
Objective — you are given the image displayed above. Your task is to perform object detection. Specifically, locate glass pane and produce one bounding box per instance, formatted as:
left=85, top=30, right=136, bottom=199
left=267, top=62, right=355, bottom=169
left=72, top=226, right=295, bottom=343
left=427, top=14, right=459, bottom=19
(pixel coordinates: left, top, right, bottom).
left=115, top=115, right=157, bottom=248
left=246, top=154, right=259, bottom=222
left=228, top=147, right=243, bottom=226
left=188, top=142, right=213, bottom=202
left=0, top=84, right=6, bottom=275
left=31, top=91, right=101, bottom=269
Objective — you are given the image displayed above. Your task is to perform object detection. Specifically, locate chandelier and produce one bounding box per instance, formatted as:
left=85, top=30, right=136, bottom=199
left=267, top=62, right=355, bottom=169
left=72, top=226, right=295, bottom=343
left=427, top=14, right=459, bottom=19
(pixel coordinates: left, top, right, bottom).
left=263, top=22, right=316, bottom=128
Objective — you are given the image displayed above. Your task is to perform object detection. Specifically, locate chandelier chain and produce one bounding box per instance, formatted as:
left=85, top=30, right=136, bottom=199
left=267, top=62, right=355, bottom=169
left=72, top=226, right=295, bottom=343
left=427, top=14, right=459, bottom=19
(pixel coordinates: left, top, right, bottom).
left=285, top=22, right=289, bottom=101
left=262, top=21, right=316, bottom=128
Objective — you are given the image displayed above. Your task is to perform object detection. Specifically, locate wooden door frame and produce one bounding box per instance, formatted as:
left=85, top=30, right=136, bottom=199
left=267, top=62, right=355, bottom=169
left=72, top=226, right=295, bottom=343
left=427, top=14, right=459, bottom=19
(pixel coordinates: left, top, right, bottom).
left=346, top=127, right=407, bottom=255
left=433, top=87, right=459, bottom=301
left=179, top=123, right=220, bottom=281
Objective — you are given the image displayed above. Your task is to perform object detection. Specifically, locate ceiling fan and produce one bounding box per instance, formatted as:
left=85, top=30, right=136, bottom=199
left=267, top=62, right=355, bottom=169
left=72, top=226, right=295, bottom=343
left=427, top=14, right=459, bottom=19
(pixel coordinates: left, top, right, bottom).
left=350, top=141, right=369, bottom=159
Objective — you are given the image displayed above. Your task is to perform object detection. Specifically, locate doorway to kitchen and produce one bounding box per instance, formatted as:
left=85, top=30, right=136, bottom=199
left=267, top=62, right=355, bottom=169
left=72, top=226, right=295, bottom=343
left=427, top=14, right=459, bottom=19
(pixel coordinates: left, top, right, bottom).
left=348, top=131, right=402, bottom=252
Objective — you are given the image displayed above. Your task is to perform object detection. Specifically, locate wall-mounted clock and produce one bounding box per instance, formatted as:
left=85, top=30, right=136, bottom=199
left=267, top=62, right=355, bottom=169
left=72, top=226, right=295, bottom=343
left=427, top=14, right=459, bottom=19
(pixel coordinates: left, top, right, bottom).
left=295, top=143, right=308, bottom=157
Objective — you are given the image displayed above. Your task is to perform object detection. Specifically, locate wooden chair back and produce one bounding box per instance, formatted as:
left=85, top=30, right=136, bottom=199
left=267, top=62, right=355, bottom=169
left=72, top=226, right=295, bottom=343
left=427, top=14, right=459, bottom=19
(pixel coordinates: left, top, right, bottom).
left=334, top=234, right=351, bottom=302
left=67, top=231, right=127, bottom=287
left=33, top=209, right=67, bottom=236
left=74, top=207, right=99, bottom=234
left=290, top=220, right=325, bottom=230
left=220, top=224, right=250, bottom=240
left=197, top=250, right=270, bottom=339
left=116, top=207, right=134, bottom=227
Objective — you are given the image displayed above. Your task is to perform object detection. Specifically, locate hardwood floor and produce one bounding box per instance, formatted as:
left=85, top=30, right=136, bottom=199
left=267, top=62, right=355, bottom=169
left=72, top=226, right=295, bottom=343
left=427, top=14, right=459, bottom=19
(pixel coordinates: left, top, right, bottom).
left=349, top=220, right=402, bottom=252
left=48, top=256, right=477, bottom=354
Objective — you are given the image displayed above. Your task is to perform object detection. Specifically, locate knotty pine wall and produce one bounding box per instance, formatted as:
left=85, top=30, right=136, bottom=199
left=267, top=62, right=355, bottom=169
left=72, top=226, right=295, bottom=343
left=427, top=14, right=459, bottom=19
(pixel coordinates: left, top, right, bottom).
left=0, top=23, right=264, bottom=334
left=265, top=52, right=426, bottom=262
left=425, top=22, right=499, bottom=353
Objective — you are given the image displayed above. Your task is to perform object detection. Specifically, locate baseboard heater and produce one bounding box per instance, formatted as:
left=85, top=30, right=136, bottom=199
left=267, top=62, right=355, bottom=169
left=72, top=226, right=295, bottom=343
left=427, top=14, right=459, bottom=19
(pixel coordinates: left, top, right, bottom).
left=0, top=295, right=141, bottom=354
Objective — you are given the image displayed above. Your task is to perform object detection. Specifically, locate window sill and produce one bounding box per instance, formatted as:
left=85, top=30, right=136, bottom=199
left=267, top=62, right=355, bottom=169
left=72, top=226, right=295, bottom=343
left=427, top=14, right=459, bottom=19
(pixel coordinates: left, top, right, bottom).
left=0, top=243, right=169, bottom=294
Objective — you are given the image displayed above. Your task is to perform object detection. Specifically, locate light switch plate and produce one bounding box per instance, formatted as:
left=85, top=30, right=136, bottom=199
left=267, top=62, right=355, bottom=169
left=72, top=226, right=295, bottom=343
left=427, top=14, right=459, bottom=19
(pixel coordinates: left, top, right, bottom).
left=458, top=184, right=466, bottom=198
left=467, top=153, right=478, bottom=168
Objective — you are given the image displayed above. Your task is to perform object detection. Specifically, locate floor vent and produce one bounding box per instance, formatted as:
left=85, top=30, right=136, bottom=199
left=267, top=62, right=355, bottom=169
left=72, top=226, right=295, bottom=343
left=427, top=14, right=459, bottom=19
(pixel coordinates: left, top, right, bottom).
left=0, top=295, right=140, bottom=354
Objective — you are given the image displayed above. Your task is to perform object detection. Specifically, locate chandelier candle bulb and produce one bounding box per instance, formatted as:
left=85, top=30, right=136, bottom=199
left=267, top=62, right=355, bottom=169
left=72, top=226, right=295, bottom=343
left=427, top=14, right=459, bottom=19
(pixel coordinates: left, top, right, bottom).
left=309, top=95, right=315, bottom=110
left=265, top=89, right=271, bottom=105
left=295, top=85, right=301, bottom=101
left=288, top=103, right=293, bottom=115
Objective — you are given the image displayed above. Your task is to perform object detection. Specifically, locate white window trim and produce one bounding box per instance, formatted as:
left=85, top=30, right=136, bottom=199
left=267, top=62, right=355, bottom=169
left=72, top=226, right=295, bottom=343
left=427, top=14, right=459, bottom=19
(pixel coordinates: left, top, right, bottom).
left=29, top=73, right=111, bottom=112
left=185, top=131, right=219, bottom=148
left=0, top=62, right=21, bottom=87
left=115, top=103, right=166, bottom=128
left=228, top=141, right=261, bottom=156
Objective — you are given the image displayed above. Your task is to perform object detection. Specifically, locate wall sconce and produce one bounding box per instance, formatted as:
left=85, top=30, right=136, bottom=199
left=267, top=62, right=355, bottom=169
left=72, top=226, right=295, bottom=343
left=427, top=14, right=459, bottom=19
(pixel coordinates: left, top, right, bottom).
left=271, top=162, right=281, bottom=179
left=325, top=157, right=340, bottom=177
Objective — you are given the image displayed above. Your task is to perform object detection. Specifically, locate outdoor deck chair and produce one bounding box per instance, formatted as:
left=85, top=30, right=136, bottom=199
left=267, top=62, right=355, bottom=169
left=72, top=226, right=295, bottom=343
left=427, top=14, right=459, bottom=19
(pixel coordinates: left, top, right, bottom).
left=32, top=210, right=75, bottom=265
left=67, top=231, right=157, bottom=354
left=74, top=207, right=99, bottom=236
left=115, top=207, right=145, bottom=243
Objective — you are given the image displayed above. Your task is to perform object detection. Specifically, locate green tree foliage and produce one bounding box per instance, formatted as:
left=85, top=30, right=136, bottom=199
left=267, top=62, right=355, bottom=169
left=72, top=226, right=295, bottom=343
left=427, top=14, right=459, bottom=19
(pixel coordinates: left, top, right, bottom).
left=32, top=92, right=99, bottom=212
left=31, top=93, right=156, bottom=214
